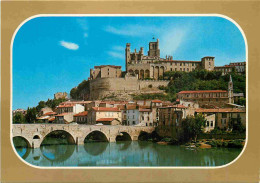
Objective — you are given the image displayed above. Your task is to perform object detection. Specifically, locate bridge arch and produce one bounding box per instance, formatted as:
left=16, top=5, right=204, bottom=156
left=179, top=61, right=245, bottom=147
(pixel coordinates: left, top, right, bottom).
left=84, top=130, right=109, bottom=142
left=33, top=135, right=40, bottom=139
left=116, top=132, right=132, bottom=141
left=13, top=136, right=32, bottom=159
left=40, top=130, right=76, bottom=146
left=13, top=136, right=31, bottom=148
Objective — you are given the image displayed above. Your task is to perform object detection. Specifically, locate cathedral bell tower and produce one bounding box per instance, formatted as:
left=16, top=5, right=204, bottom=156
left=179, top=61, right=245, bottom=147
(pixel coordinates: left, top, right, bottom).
left=228, top=75, right=234, bottom=103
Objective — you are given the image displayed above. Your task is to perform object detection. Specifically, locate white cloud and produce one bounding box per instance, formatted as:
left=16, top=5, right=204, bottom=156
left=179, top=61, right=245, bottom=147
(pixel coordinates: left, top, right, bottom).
left=104, top=23, right=190, bottom=57
left=59, top=40, right=79, bottom=50
left=76, top=19, right=88, bottom=31
left=104, top=25, right=159, bottom=37
left=112, top=45, right=125, bottom=51
left=160, top=28, right=188, bottom=56
left=76, top=19, right=89, bottom=38
left=107, top=51, right=124, bottom=59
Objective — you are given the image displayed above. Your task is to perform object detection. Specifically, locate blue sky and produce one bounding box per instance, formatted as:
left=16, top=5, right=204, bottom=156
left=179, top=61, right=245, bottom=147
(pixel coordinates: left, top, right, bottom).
left=13, top=16, right=246, bottom=109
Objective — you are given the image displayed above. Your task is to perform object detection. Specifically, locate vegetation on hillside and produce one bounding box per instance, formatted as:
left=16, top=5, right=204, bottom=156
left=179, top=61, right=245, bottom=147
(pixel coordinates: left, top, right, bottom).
left=134, top=69, right=246, bottom=102
left=13, top=98, right=66, bottom=124
left=70, top=80, right=90, bottom=100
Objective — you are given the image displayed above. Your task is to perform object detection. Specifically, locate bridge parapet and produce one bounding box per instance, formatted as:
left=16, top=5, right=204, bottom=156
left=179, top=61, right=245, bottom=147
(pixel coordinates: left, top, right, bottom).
left=12, top=124, right=155, bottom=148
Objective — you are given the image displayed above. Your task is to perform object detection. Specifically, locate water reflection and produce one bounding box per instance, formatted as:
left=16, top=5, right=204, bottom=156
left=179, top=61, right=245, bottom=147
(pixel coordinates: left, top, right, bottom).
left=84, top=142, right=108, bottom=156
left=14, top=141, right=242, bottom=167
left=41, top=145, right=75, bottom=162
left=115, top=141, right=132, bottom=151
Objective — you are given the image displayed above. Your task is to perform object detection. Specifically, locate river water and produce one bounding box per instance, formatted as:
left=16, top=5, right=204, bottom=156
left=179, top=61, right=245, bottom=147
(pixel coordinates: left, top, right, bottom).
left=14, top=141, right=242, bottom=167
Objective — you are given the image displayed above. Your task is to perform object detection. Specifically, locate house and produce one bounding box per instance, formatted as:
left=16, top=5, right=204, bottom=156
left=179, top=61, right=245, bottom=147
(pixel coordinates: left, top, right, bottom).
left=55, top=113, right=74, bottom=124
left=126, top=105, right=140, bottom=126
left=88, top=107, right=122, bottom=125
left=57, top=103, right=85, bottom=114
left=233, top=93, right=245, bottom=104
left=40, top=107, right=53, bottom=116
left=195, top=108, right=246, bottom=130
left=73, top=111, right=88, bottom=124
left=36, top=115, right=51, bottom=123
left=204, top=114, right=216, bottom=132
left=139, top=107, right=153, bottom=126
left=158, top=106, right=183, bottom=127
left=36, top=111, right=57, bottom=123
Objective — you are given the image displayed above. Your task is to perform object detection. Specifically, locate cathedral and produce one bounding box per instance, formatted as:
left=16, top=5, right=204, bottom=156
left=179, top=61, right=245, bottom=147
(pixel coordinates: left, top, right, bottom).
left=125, top=39, right=215, bottom=80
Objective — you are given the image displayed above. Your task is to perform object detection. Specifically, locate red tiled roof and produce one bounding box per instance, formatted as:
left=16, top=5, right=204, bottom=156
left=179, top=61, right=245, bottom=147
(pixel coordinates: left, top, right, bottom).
left=92, top=107, right=121, bottom=112
left=100, top=101, right=128, bottom=104
left=116, top=104, right=126, bottom=110
left=178, top=90, right=227, bottom=94
left=57, top=104, right=75, bottom=108
left=74, top=111, right=88, bottom=117
left=173, top=104, right=188, bottom=109
left=96, top=118, right=117, bottom=122
left=159, top=104, right=187, bottom=109
left=94, top=65, right=121, bottom=69
left=139, top=108, right=152, bottom=112
left=151, top=100, right=162, bottom=103
left=126, top=105, right=138, bottom=110
left=44, top=112, right=57, bottom=116
left=49, top=117, right=55, bottom=121
left=195, top=108, right=246, bottom=113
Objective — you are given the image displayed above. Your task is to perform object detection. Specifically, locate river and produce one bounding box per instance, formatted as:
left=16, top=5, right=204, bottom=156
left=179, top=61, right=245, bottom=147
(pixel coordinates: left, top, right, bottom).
left=14, top=141, right=242, bottom=167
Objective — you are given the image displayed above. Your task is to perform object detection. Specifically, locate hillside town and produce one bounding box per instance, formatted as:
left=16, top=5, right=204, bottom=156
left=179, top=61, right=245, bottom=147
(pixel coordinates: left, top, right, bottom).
left=13, top=39, right=246, bottom=141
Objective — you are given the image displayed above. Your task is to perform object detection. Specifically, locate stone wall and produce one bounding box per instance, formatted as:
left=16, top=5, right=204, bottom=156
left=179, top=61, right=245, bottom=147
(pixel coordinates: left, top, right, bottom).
left=89, top=76, right=169, bottom=100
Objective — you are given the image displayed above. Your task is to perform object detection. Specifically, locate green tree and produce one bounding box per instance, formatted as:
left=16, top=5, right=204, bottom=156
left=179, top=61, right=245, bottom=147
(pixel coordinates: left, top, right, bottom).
left=13, top=112, right=25, bottom=124
left=25, top=107, right=37, bottom=123
left=181, top=114, right=206, bottom=142
left=36, top=101, right=46, bottom=112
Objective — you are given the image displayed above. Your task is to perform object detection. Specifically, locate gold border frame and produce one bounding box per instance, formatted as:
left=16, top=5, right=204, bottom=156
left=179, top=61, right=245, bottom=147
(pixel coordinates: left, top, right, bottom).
left=2, top=1, right=259, bottom=182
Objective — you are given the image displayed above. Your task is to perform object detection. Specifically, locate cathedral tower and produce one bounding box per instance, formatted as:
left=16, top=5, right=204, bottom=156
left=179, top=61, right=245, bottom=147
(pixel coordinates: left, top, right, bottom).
left=125, top=43, right=131, bottom=71
left=148, top=39, right=160, bottom=57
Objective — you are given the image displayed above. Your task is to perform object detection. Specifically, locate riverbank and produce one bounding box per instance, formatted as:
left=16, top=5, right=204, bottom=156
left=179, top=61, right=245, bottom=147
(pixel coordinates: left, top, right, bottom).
left=139, top=131, right=245, bottom=149
left=155, top=138, right=245, bottom=149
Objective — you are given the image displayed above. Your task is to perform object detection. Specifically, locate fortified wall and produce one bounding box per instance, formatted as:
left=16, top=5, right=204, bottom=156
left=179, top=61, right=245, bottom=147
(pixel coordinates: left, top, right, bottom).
left=89, top=74, right=169, bottom=100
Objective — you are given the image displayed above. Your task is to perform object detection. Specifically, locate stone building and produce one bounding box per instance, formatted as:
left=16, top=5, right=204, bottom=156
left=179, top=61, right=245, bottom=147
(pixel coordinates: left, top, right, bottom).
left=156, top=106, right=184, bottom=138
left=139, top=107, right=153, bottom=126
left=54, top=92, right=68, bottom=100
left=214, top=65, right=233, bottom=75
left=126, top=105, right=140, bottom=126
left=230, top=62, right=246, bottom=73
left=214, top=62, right=246, bottom=75
left=90, top=65, right=122, bottom=80
left=195, top=108, right=246, bottom=130
left=204, top=114, right=216, bottom=132
left=177, top=90, right=230, bottom=108
left=73, top=111, right=88, bottom=124
left=88, top=107, right=122, bottom=125
left=177, top=75, right=234, bottom=108
left=125, top=39, right=215, bottom=80
left=57, top=103, right=85, bottom=114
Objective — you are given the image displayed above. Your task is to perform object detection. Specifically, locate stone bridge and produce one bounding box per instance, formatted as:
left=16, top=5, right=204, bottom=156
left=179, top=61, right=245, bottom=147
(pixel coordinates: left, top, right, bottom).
left=12, top=124, right=155, bottom=149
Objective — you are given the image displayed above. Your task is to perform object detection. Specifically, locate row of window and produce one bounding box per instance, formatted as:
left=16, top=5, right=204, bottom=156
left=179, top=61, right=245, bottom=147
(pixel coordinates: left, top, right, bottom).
left=170, top=68, right=195, bottom=72
left=170, top=62, right=198, bottom=66
left=206, top=121, right=214, bottom=127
